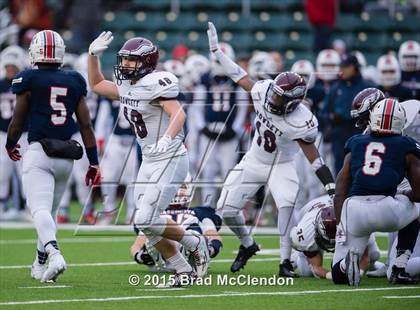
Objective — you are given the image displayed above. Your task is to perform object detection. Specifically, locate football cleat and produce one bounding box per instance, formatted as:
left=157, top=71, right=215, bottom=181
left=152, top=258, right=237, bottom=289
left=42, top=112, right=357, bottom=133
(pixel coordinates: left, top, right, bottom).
left=279, top=259, right=299, bottom=278
left=31, top=261, right=47, bottom=280
left=188, top=232, right=210, bottom=277
left=230, top=242, right=260, bottom=273
left=41, top=253, right=66, bottom=283
left=389, top=266, right=418, bottom=284
left=345, top=248, right=360, bottom=286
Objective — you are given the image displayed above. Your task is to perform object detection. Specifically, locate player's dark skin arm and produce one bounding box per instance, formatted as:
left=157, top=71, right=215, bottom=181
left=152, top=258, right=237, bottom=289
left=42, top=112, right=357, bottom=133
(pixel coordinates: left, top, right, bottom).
left=6, top=91, right=30, bottom=147
left=297, top=139, right=320, bottom=163
left=405, top=153, right=420, bottom=202
left=334, top=153, right=352, bottom=224
left=75, top=96, right=97, bottom=150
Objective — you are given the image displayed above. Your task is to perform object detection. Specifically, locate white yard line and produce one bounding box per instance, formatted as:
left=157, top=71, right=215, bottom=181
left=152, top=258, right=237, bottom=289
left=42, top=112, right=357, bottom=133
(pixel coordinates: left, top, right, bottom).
left=0, top=223, right=389, bottom=237
left=0, top=257, right=280, bottom=270
left=0, top=286, right=418, bottom=306
left=383, top=295, right=420, bottom=299
left=0, top=237, right=135, bottom=245
left=18, top=285, right=71, bottom=289
left=137, top=288, right=186, bottom=292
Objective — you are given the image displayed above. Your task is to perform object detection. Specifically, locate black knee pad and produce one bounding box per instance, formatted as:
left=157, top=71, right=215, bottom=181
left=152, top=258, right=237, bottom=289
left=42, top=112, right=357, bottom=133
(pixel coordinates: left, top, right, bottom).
left=332, top=260, right=348, bottom=285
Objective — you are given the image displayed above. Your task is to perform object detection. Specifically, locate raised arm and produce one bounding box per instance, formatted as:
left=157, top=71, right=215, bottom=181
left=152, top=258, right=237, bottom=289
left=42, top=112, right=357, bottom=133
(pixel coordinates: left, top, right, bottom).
left=88, top=31, right=119, bottom=100
left=207, top=22, right=255, bottom=92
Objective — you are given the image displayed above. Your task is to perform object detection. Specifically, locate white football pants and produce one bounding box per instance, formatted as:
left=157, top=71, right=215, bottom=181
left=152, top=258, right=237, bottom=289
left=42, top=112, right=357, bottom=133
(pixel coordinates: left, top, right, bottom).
left=333, top=195, right=419, bottom=265
left=22, top=142, right=73, bottom=247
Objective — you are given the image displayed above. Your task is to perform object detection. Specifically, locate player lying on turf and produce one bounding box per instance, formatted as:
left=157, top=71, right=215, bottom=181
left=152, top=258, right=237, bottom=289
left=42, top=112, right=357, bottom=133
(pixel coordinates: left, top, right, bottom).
left=6, top=30, right=101, bottom=283
left=350, top=88, right=420, bottom=283
left=88, top=32, right=209, bottom=283
left=131, top=185, right=223, bottom=272
left=207, top=22, right=335, bottom=277
left=332, top=99, right=420, bottom=286
left=290, top=195, right=385, bottom=279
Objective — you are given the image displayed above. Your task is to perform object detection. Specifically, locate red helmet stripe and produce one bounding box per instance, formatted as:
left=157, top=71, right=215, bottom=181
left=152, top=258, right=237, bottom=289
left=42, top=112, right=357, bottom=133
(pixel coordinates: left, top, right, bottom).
left=382, top=99, right=395, bottom=130
left=45, top=30, right=53, bottom=59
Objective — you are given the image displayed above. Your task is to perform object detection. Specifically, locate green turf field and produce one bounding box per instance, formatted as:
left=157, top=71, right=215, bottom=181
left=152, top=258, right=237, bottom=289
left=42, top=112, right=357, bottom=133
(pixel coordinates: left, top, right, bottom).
left=0, top=227, right=419, bottom=309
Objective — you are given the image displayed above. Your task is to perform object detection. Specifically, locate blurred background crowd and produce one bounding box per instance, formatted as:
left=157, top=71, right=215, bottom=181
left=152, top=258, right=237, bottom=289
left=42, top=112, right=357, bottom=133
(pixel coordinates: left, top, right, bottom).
left=1, top=0, right=420, bottom=225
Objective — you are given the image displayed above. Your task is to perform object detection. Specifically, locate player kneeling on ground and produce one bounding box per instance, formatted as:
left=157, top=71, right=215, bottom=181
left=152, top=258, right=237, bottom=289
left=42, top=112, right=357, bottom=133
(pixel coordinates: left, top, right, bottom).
left=350, top=88, right=420, bottom=283
left=291, top=195, right=384, bottom=279
left=130, top=185, right=223, bottom=275
left=332, top=99, right=420, bottom=286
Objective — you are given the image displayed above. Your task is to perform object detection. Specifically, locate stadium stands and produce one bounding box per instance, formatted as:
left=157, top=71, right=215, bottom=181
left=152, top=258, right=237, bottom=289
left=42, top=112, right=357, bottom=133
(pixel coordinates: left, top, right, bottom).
left=97, top=0, right=419, bottom=75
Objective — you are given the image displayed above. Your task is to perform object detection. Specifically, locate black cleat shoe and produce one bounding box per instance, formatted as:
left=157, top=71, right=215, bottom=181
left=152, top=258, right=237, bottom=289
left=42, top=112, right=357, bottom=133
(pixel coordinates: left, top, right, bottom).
left=279, top=259, right=299, bottom=278
left=389, top=266, right=418, bottom=285
left=230, top=242, right=260, bottom=273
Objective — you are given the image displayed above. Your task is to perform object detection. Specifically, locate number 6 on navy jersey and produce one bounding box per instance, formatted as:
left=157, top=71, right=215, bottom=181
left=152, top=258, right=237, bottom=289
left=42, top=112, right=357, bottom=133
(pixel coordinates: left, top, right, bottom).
left=363, top=142, right=385, bottom=175
left=50, top=86, right=68, bottom=125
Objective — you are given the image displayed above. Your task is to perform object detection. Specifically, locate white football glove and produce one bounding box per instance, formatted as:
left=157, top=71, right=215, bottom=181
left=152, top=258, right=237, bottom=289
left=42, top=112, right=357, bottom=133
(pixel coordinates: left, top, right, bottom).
left=89, top=31, right=114, bottom=56
left=207, top=22, right=219, bottom=52
left=150, top=135, right=172, bottom=154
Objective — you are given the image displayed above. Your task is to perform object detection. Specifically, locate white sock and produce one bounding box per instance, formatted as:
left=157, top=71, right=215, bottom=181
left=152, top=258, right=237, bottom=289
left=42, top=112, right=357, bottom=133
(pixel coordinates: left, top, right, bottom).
left=224, top=213, right=254, bottom=248
left=278, top=207, right=294, bottom=261
left=179, top=231, right=200, bottom=252
left=32, top=210, right=57, bottom=247
left=166, top=252, right=193, bottom=274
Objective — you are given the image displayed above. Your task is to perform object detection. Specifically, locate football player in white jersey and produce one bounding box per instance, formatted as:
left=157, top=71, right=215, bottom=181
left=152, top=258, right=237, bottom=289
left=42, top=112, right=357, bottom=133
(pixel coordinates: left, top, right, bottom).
left=290, top=195, right=384, bottom=279
left=207, top=22, right=336, bottom=276
left=87, top=32, right=209, bottom=282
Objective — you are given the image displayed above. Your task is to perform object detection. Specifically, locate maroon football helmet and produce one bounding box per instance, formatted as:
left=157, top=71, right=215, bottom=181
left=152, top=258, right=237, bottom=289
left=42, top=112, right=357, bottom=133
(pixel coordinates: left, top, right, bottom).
left=264, top=72, right=306, bottom=115
left=114, top=37, right=159, bottom=81
left=314, top=207, right=337, bottom=252
left=351, top=88, right=385, bottom=128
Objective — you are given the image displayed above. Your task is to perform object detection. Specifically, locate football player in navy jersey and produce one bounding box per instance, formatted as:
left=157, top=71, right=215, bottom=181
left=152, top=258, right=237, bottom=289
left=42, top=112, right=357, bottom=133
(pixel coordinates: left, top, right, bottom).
left=376, top=54, right=412, bottom=102
left=192, top=42, right=248, bottom=207
left=131, top=184, right=223, bottom=273
left=332, top=98, right=420, bottom=286
left=349, top=89, right=420, bottom=283
left=399, top=41, right=420, bottom=100
left=57, top=53, right=108, bottom=224
left=0, top=45, right=28, bottom=220
left=5, top=30, right=101, bottom=283
left=98, top=98, right=137, bottom=224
